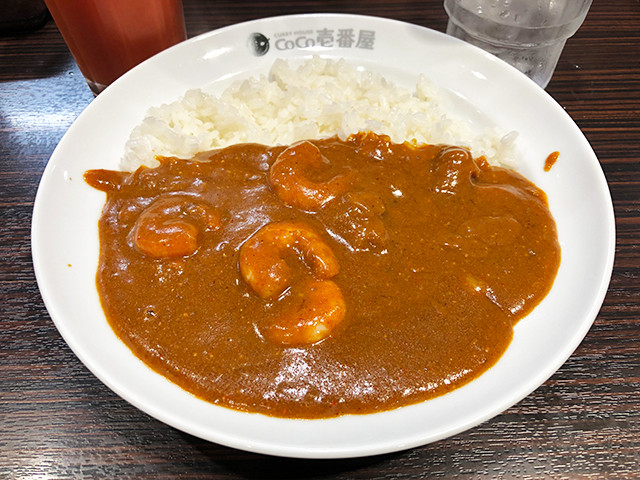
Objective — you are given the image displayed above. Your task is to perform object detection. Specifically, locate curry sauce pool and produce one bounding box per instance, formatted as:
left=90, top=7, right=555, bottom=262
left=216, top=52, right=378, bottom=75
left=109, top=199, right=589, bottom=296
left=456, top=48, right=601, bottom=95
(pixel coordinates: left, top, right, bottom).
left=84, top=132, right=560, bottom=418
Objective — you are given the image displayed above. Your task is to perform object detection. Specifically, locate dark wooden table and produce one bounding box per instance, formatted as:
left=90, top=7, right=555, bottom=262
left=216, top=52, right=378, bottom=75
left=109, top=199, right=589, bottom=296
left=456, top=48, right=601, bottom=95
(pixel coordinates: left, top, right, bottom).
left=1, top=0, right=638, bottom=478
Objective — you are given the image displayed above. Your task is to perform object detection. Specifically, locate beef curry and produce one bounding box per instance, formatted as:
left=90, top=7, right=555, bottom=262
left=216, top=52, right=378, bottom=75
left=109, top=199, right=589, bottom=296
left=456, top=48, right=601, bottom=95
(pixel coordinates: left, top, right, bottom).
left=84, top=132, right=560, bottom=418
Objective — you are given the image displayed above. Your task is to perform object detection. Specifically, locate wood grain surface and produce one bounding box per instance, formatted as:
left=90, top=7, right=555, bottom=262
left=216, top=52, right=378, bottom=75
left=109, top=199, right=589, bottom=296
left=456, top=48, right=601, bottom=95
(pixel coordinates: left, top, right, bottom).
left=1, top=0, right=638, bottom=478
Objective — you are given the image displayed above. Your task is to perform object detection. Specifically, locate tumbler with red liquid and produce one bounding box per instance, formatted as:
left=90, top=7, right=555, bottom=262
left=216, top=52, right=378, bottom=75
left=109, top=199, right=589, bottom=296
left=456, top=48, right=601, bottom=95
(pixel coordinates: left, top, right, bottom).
left=45, top=0, right=186, bottom=94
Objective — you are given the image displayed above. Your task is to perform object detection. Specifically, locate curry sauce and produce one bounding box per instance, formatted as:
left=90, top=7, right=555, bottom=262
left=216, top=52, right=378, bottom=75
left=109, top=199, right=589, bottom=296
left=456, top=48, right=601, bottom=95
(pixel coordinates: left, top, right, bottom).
left=84, top=132, right=560, bottom=418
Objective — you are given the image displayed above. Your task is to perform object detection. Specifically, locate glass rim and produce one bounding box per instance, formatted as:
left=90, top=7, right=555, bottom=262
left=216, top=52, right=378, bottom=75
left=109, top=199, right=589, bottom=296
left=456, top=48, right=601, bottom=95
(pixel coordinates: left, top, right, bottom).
left=443, top=0, right=593, bottom=34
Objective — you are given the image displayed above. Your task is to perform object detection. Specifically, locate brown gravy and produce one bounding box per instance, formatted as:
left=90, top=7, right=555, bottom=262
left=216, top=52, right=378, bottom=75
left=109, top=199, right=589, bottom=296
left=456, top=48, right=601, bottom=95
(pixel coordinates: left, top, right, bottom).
left=545, top=151, right=560, bottom=171
left=85, top=132, right=560, bottom=418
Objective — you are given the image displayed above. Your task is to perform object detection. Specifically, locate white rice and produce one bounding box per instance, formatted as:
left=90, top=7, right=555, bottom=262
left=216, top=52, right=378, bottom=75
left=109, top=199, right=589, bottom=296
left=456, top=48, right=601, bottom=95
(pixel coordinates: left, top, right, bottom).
left=121, top=57, right=517, bottom=171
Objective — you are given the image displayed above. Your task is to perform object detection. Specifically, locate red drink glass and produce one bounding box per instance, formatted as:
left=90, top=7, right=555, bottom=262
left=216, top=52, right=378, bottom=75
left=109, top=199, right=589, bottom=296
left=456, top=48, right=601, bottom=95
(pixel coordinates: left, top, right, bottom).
left=44, top=0, right=186, bottom=94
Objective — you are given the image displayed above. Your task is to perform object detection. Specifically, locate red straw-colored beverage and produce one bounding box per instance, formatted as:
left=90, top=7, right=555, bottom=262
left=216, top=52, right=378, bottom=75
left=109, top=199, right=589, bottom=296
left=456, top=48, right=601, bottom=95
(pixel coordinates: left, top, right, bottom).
left=45, top=0, right=186, bottom=94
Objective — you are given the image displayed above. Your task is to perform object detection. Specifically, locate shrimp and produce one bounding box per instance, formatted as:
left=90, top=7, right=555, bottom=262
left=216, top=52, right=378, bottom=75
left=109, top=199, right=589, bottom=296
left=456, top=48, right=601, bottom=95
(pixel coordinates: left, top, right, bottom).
left=269, top=140, right=354, bottom=211
left=239, top=221, right=340, bottom=299
left=431, top=146, right=475, bottom=195
left=130, top=195, right=221, bottom=258
left=262, top=279, right=346, bottom=346
left=324, top=191, right=389, bottom=252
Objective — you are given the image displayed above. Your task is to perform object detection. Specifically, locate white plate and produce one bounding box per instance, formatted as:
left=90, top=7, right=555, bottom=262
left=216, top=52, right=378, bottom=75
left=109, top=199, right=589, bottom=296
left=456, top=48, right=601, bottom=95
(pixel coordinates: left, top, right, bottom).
left=32, top=14, right=615, bottom=458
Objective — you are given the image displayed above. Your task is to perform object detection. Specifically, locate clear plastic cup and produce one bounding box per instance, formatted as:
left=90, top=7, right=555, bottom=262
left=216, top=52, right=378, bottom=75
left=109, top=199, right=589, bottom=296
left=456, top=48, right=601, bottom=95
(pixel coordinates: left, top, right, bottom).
left=443, top=0, right=592, bottom=88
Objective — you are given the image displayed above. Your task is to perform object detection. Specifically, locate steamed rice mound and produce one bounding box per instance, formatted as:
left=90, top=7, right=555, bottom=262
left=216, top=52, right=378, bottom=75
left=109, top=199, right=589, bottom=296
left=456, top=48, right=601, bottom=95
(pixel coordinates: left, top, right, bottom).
left=121, top=57, right=516, bottom=170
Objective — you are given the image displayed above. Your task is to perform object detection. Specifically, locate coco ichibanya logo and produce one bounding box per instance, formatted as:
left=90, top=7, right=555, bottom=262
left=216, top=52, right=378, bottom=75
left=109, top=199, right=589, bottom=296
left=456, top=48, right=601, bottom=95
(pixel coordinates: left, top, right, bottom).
left=248, top=28, right=376, bottom=56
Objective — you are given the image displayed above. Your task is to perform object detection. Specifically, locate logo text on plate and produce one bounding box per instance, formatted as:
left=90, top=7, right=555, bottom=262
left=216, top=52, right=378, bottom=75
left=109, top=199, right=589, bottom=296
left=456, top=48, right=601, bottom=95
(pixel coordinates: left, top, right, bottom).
left=273, top=28, right=376, bottom=50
